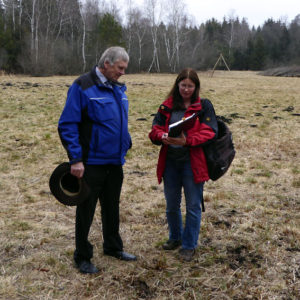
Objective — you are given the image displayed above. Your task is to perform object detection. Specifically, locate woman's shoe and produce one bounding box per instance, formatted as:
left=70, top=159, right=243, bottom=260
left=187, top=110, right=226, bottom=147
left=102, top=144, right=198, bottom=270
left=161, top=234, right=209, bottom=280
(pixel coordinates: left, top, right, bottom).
left=178, top=248, right=195, bottom=261
left=162, top=240, right=181, bottom=250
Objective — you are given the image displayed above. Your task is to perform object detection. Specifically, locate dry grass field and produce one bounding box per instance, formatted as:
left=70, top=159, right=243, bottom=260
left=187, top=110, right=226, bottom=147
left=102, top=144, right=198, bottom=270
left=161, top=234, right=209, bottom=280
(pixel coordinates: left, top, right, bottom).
left=0, top=70, right=299, bottom=299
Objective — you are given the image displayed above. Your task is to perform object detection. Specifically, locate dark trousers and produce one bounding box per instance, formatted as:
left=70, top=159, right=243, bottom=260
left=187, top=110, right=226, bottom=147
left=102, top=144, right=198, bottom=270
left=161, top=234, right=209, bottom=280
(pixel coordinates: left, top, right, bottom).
left=74, top=164, right=123, bottom=263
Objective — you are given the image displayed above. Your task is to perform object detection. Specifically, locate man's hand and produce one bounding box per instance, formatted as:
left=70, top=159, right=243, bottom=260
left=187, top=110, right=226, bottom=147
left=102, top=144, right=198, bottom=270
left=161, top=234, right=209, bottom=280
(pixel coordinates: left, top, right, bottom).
left=71, top=162, right=85, bottom=178
left=163, top=132, right=186, bottom=146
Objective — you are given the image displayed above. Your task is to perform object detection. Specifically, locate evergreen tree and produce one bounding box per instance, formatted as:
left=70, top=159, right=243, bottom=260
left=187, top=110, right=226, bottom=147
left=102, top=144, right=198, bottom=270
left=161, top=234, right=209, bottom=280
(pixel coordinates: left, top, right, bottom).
left=0, top=3, right=21, bottom=72
left=231, top=48, right=248, bottom=70
left=278, top=26, right=290, bottom=63
left=288, top=15, right=300, bottom=64
left=97, top=13, right=124, bottom=54
left=250, top=35, right=266, bottom=70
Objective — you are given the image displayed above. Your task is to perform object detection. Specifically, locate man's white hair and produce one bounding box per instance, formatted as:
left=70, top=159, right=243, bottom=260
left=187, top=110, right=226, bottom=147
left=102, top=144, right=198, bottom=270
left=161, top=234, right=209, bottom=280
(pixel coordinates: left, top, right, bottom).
left=98, top=46, right=129, bottom=68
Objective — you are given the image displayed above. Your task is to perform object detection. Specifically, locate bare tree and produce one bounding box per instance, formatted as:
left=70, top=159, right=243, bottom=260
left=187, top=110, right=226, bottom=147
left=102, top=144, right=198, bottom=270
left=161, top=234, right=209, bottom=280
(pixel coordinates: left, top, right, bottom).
left=144, top=0, right=162, bottom=72
left=125, top=0, right=134, bottom=56
left=1, top=0, right=23, bottom=39
left=134, top=10, right=147, bottom=71
left=19, top=0, right=22, bottom=30
left=124, top=5, right=147, bottom=71
left=226, top=10, right=236, bottom=56
left=2, top=0, right=17, bottom=31
left=164, top=0, right=187, bottom=72
left=82, top=0, right=103, bottom=64
left=107, top=0, right=121, bottom=23
left=79, top=0, right=86, bottom=72
left=22, top=0, right=39, bottom=66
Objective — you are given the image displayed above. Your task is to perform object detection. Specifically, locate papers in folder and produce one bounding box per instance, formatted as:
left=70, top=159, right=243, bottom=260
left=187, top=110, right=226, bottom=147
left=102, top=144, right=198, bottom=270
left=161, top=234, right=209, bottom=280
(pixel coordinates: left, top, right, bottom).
left=168, top=113, right=197, bottom=137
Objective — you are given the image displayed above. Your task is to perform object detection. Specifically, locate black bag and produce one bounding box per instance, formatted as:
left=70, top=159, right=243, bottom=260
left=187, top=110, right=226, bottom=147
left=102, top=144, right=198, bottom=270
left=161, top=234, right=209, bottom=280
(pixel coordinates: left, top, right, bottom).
left=201, top=99, right=236, bottom=181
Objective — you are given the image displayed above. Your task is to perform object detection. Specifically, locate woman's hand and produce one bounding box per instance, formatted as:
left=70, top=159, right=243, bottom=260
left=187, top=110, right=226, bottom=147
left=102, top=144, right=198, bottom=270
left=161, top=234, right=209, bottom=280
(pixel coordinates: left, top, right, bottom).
left=163, top=132, right=186, bottom=146
left=162, top=132, right=169, bottom=144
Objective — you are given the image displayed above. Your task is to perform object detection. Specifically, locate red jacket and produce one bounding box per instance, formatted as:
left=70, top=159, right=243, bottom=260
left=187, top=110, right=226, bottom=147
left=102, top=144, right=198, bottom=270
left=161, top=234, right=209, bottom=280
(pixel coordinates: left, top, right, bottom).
left=149, top=97, right=218, bottom=184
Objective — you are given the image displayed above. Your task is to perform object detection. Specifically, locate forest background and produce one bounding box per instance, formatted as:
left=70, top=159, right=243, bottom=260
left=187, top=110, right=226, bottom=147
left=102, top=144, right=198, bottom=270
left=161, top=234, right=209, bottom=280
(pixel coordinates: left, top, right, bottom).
left=0, top=0, right=300, bottom=75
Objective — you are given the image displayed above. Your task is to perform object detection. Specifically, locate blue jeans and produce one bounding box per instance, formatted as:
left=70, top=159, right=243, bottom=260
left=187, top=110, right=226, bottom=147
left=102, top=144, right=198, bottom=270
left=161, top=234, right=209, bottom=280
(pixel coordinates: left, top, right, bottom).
left=163, top=159, right=204, bottom=250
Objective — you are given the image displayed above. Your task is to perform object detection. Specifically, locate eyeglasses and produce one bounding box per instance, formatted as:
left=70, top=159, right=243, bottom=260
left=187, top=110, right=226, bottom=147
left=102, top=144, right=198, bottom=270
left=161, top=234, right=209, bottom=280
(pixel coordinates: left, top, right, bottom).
left=179, top=83, right=195, bottom=90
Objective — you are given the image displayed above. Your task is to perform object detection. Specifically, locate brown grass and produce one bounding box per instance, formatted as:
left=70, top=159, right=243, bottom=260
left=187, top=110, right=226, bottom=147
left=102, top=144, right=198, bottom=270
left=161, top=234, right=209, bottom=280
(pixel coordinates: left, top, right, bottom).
left=0, top=71, right=299, bottom=299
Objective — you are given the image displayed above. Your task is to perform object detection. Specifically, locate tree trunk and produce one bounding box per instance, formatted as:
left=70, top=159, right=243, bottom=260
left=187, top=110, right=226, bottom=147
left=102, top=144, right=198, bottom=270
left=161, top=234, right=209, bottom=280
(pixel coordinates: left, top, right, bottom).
left=79, top=4, right=86, bottom=73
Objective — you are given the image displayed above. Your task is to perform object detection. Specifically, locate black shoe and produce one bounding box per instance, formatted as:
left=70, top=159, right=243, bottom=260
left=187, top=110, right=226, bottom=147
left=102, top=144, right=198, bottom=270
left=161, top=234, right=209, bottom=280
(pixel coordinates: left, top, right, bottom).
left=104, top=251, right=137, bottom=261
left=76, top=260, right=99, bottom=274
left=162, top=240, right=181, bottom=250
left=178, top=248, right=195, bottom=262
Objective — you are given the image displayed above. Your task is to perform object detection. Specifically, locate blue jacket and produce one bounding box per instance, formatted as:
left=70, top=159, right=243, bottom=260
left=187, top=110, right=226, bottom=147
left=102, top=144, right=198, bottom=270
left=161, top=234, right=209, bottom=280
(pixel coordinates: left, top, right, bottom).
left=58, top=66, right=132, bottom=165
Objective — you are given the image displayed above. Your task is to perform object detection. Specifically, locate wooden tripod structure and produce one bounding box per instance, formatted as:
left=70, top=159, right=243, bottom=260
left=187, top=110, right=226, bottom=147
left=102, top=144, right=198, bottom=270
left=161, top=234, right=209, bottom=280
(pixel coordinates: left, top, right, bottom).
left=211, top=53, right=230, bottom=77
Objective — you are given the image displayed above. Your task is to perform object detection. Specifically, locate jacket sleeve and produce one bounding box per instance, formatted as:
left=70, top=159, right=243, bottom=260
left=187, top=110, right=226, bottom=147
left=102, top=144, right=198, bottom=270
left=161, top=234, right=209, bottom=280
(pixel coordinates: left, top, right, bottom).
left=149, top=109, right=168, bottom=146
left=185, top=100, right=218, bottom=147
left=58, top=83, right=85, bottom=164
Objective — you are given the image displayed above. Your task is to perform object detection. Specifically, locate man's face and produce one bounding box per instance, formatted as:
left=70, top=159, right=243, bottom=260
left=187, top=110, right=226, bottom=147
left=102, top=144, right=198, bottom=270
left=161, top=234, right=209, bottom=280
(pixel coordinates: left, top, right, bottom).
left=102, top=59, right=128, bottom=82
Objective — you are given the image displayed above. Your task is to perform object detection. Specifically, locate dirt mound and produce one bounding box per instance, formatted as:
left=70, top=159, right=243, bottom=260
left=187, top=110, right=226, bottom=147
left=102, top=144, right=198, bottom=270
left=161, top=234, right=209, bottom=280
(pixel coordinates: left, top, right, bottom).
left=259, top=65, right=300, bottom=77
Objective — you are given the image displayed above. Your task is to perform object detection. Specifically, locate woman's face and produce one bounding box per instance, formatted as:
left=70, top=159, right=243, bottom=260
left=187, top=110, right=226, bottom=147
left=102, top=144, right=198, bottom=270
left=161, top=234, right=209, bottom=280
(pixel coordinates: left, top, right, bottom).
left=178, top=78, right=196, bottom=102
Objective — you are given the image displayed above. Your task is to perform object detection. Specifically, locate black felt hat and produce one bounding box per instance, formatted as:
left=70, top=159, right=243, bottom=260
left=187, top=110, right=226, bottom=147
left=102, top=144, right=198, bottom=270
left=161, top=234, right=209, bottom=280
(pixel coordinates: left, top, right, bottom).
left=49, top=162, right=90, bottom=206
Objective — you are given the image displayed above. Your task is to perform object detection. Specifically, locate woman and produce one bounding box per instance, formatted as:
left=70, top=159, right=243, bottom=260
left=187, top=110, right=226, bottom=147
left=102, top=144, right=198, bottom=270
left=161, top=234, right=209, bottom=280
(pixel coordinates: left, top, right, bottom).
left=149, top=68, right=218, bottom=261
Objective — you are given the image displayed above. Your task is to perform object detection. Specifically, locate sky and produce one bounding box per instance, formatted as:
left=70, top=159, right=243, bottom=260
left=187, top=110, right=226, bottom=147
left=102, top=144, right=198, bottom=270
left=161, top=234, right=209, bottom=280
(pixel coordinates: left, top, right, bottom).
left=132, top=0, right=300, bottom=27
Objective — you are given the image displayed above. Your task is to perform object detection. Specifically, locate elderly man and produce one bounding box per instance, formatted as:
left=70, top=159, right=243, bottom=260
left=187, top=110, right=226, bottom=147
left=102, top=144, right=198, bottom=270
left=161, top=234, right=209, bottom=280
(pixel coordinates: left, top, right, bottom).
left=58, top=46, right=136, bottom=274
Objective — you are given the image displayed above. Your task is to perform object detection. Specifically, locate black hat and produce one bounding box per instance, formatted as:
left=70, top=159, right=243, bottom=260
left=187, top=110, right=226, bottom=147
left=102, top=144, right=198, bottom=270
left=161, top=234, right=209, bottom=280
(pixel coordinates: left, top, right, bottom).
left=49, top=162, right=90, bottom=206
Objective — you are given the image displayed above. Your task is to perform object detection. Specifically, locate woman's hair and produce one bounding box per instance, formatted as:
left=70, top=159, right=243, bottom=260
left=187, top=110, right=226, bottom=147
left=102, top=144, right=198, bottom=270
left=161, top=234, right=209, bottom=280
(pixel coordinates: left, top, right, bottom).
left=167, top=68, right=200, bottom=110
left=98, top=46, right=129, bottom=68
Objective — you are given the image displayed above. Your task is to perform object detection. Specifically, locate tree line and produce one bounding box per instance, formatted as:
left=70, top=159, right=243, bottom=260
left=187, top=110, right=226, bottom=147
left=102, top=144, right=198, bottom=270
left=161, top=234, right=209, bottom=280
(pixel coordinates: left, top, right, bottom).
left=1, top=0, right=299, bottom=75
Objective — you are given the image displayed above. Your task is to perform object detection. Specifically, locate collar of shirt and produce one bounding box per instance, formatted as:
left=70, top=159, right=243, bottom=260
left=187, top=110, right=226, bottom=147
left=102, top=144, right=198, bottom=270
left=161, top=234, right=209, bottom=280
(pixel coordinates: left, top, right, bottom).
left=95, top=66, right=112, bottom=88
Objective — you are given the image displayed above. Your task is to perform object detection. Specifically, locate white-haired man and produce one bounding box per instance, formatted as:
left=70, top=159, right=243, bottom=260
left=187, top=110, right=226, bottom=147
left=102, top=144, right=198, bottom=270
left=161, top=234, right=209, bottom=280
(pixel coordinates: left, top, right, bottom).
left=58, top=47, right=136, bottom=274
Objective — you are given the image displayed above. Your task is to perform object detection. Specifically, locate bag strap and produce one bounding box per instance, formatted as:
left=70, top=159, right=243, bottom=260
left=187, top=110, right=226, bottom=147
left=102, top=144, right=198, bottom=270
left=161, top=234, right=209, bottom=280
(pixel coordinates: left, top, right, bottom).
left=200, top=98, right=212, bottom=117
left=199, top=98, right=213, bottom=213
left=201, top=197, right=205, bottom=212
